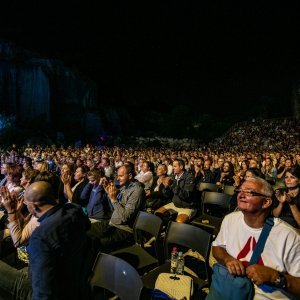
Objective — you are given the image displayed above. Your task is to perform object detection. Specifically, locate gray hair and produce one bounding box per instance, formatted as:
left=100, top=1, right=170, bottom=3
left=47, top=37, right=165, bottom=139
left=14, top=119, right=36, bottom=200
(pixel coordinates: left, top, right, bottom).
left=244, top=177, right=273, bottom=197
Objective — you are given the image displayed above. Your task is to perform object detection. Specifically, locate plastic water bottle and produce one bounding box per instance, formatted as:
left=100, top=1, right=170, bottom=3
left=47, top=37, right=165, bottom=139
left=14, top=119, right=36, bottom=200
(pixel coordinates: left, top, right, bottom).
left=170, top=247, right=178, bottom=274
left=176, top=251, right=184, bottom=275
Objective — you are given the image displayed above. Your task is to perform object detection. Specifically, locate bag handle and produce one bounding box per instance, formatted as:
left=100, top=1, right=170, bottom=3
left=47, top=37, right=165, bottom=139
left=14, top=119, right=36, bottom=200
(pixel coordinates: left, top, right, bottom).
left=249, top=217, right=274, bottom=266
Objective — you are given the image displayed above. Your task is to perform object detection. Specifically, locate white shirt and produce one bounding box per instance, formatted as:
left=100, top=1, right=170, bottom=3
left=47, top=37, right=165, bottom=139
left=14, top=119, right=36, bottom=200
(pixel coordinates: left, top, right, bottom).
left=213, top=211, right=300, bottom=300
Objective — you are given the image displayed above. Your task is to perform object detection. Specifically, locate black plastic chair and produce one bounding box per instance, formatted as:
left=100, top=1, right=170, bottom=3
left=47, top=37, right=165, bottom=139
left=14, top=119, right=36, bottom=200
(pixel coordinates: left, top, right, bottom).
left=198, top=182, right=219, bottom=193
left=223, top=185, right=235, bottom=196
left=89, top=252, right=144, bottom=300
left=142, top=221, right=213, bottom=293
left=191, top=191, right=231, bottom=236
left=110, top=211, right=164, bottom=273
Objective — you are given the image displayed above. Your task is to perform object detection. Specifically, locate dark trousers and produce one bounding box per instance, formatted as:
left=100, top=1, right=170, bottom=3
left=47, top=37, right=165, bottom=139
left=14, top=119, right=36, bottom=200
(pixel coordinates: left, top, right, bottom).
left=87, top=220, right=134, bottom=252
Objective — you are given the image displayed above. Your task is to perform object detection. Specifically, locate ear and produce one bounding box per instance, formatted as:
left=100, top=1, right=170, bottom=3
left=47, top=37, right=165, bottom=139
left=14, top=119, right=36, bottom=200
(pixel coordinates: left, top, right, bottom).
left=262, top=197, right=273, bottom=209
left=128, top=173, right=133, bottom=180
left=32, top=202, right=41, bottom=212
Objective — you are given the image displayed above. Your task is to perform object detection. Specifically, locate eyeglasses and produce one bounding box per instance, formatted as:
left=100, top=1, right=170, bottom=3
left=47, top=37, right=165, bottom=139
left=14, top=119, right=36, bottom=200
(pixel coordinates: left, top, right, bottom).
left=234, top=188, right=270, bottom=198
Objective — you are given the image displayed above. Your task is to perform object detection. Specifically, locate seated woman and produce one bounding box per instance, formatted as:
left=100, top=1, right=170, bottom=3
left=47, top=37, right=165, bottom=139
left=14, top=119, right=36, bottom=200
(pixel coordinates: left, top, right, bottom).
left=144, top=164, right=173, bottom=212
left=60, top=165, right=89, bottom=206
left=273, top=165, right=300, bottom=230
left=58, top=163, right=76, bottom=204
left=0, top=168, right=40, bottom=264
left=261, top=157, right=277, bottom=185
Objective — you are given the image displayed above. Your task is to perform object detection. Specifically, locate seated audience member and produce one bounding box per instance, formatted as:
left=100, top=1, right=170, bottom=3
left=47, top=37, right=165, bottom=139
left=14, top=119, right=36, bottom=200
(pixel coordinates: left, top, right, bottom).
left=212, top=157, right=224, bottom=183
left=273, top=166, right=300, bottom=229
left=10, top=181, right=91, bottom=300
left=190, top=157, right=204, bottom=186
left=22, top=157, right=33, bottom=171
left=211, top=177, right=300, bottom=299
left=216, top=161, right=235, bottom=189
left=164, top=157, right=173, bottom=176
left=81, top=169, right=112, bottom=220
left=145, top=164, right=173, bottom=212
left=277, top=158, right=293, bottom=180
left=155, top=158, right=197, bottom=223
left=101, top=157, right=114, bottom=180
left=261, top=157, right=277, bottom=184
left=200, top=159, right=214, bottom=183
left=61, top=165, right=89, bottom=206
left=135, top=160, right=153, bottom=190
left=6, top=164, right=24, bottom=195
left=0, top=162, right=12, bottom=187
left=87, top=164, right=145, bottom=251
left=230, top=168, right=265, bottom=212
left=58, top=163, right=76, bottom=203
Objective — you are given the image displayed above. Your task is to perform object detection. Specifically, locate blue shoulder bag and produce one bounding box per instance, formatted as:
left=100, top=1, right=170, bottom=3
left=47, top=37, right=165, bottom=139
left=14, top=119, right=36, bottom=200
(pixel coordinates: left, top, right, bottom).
left=206, top=217, right=274, bottom=300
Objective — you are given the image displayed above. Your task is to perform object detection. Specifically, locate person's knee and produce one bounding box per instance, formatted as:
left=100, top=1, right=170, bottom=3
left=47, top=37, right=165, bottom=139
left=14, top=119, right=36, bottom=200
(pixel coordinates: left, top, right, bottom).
left=176, top=214, right=189, bottom=223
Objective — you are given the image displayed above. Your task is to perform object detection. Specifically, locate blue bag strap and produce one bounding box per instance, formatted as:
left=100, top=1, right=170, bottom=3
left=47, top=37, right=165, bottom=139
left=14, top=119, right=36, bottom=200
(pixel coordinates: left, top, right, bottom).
left=249, top=217, right=274, bottom=266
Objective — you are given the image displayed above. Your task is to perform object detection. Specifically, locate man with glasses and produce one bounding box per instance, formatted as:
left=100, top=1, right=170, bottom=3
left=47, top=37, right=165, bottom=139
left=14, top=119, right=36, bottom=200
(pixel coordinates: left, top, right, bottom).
left=210, top=177, right=300, bottom=299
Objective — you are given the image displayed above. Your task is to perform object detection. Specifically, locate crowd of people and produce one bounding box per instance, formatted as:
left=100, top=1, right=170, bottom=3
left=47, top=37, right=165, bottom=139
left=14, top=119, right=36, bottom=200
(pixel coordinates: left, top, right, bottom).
left=0, top=117, right=299, bottom=299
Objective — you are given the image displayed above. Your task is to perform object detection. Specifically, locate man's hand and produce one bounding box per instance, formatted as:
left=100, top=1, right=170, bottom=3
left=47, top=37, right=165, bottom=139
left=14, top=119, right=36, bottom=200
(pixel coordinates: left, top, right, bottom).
left=225, top=257, right=246, bottom=276
left=246, top=264, right=278, bottom=286
left=106, top=183, right=118, bottom=202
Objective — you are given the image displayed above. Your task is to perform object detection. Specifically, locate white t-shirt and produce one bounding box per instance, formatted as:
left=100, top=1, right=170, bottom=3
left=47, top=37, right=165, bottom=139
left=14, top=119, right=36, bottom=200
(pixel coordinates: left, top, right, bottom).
left=213, top=211, right=300, bottom=300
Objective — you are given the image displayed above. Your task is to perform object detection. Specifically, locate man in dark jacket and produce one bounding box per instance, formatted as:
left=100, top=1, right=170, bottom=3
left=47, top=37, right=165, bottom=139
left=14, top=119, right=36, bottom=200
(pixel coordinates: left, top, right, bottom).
left=0, top=181, right=94, bottom=300
left=155, top=158, right=197, bottom=223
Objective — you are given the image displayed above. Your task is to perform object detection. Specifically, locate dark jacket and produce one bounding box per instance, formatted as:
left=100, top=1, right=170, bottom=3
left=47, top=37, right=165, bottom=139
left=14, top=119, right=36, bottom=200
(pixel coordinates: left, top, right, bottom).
left=171, top=171, right=197, bottom=209
left=28, top=204, right=92, bottom=300
left=81, top=183, right=111, bottom=220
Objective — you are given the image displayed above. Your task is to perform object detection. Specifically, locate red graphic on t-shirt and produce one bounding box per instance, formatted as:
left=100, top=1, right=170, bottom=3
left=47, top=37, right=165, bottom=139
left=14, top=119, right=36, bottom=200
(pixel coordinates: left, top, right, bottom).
left=237, top=236, right=264, bottom=266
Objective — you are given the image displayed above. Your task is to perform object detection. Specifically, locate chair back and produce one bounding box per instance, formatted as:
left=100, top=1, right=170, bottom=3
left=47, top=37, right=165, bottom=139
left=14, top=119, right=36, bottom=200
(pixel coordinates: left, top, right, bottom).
left=198, top=182, right=219, bottom=192
left=202, top=192, right=231, bottom=218
left=133, top=211, right=163, bottom=244
left=163, top=221, right=213, bottom=283
left=223, top=185, right=235, bottom=196
left=90, top=252, right=143, bottom=300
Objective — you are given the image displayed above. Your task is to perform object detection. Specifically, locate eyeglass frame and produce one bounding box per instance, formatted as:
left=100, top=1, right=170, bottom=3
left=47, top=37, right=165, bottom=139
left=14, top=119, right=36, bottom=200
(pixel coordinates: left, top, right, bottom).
left=234, top=188, right=271, bottom=198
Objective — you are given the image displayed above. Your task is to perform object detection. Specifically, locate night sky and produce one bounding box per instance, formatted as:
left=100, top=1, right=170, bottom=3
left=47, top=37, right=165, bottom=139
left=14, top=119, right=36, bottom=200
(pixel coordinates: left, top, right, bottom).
left=1, top=2, right=300, bottom=120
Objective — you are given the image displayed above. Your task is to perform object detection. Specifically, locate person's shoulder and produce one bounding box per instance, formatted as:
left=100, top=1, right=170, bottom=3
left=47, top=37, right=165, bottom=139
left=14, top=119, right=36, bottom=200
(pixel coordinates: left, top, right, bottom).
left=273, top=218, right=300, bottom=238
left=223, top=211, right=243, bottom=222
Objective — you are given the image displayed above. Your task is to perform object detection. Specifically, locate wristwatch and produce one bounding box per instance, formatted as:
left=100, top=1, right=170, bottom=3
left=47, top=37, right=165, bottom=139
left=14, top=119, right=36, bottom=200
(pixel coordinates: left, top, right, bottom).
left=273, top=272, right=287, bottom=290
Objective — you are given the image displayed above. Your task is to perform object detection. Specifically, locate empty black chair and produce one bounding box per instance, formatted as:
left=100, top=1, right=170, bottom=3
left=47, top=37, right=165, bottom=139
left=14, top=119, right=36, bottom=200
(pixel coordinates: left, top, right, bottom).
left=110, top=211, right=164, bottom=273
left=142, top=221, right=213, bottom=293
left=89, top=252, right=143, bottom=300
left=191, top=191, right=231, bottom=236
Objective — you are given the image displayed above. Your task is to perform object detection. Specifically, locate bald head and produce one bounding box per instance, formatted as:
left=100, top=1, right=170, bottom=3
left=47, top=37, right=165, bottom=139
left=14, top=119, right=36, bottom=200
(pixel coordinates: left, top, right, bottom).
left=25, top=181, right=56, bottom=206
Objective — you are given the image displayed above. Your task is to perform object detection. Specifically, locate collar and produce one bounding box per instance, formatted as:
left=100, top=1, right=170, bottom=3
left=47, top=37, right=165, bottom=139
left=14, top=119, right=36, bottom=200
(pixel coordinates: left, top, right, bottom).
left=38, top=204, right=62, bottom=223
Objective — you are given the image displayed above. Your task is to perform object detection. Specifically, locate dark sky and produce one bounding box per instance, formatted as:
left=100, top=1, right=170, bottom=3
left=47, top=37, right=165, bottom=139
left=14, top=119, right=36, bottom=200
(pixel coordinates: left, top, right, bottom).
left=1, top=2, right=300, bottom=118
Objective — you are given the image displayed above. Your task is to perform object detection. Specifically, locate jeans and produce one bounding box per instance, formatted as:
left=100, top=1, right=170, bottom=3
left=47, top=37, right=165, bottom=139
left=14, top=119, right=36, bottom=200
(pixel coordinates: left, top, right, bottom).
left=0, top=261, right=32, bottom=300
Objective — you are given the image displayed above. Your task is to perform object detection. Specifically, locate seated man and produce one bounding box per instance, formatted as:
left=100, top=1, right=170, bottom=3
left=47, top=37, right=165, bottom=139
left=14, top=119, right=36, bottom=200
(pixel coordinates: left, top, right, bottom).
left=87, top=164, right=145, bottom=251
left=81, top=169, right=111, bottom=220
left=0, top=181, right=93, bottom=300
left=155, top=158, right=197, bottom=223
left=211, top=176, right=300, bottom=299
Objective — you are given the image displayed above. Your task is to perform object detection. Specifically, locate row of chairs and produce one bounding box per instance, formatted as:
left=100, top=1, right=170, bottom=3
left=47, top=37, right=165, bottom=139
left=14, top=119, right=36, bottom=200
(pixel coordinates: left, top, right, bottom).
left=89, top=211, right=213, bottom=300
